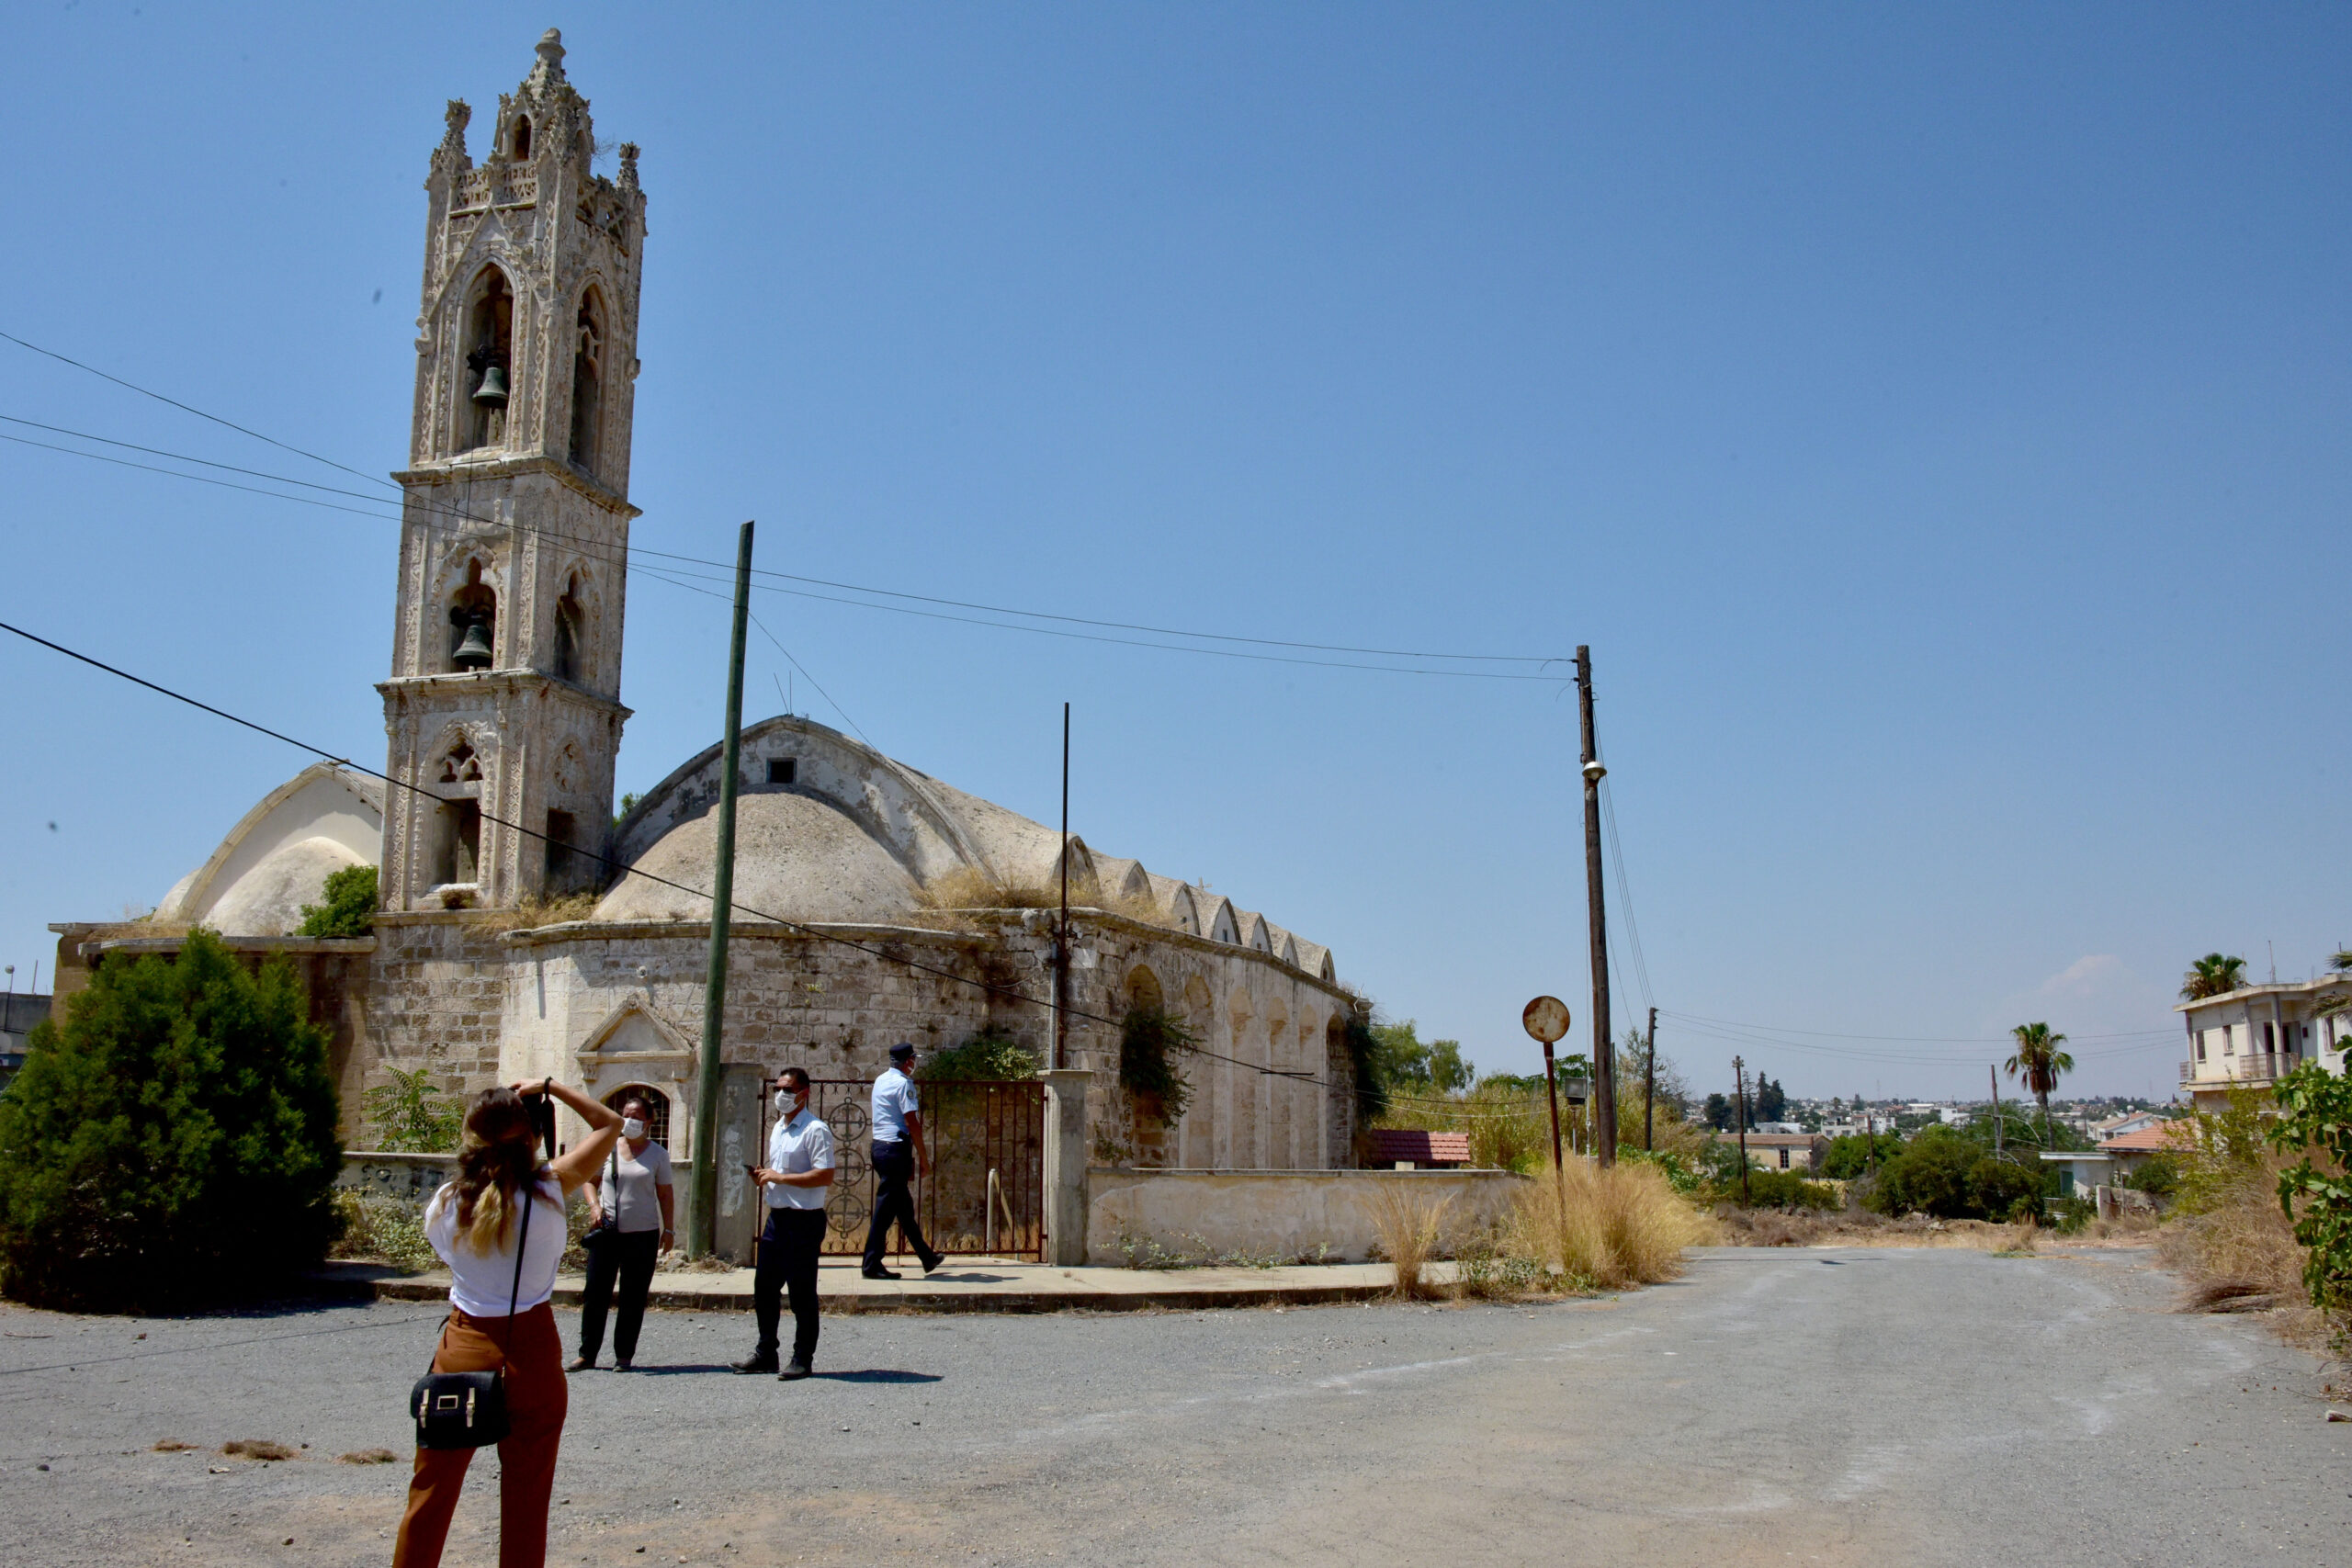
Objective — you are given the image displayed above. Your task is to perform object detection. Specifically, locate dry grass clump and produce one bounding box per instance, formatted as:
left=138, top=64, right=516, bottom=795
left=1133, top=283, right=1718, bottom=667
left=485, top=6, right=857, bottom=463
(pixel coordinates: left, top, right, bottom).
left=2158, top=1158, right=2332, bottom=1345
left=1510, top=1158, right=1712, bottom=1290
left=1368, top=1184, right=1453, bottom=1300
left=912, top=865, right=1169, bottom=928
left=221, top=1439, right=296, bottom=1461
left=474, top=892, right=601, bottom=932
left=336, top=1449, right=399, bottom=1465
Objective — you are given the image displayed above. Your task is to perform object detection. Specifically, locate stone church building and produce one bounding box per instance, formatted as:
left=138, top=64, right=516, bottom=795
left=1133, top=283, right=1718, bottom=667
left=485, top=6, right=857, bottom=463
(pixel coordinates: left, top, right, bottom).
left=51, top=33, right=1364, bottom=1188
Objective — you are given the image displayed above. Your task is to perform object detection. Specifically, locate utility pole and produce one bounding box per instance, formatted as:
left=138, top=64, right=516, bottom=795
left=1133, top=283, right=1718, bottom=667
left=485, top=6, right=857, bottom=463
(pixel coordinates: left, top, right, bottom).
left=1990, top=1063, right=2003, bottom=1160
left=1576, top=646, right=1614, bottom=1167
left=1054, top=703, right=1070, bottom=1071
left=688, top=521, right=754, bottom=1258
left=1644, top=1006, right=1658, bottom=1152
left=1733, top=1055, right=1750, bottom=1206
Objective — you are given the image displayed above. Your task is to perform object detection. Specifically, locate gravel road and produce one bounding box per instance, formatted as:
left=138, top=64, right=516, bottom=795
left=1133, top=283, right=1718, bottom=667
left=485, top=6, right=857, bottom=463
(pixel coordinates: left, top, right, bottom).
left=0, top=1244, right=2341, bottom=1566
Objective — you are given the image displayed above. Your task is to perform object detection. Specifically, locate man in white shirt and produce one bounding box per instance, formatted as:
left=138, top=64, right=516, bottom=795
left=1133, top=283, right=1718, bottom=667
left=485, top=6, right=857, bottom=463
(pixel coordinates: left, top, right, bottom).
left=734, top=1067, right=834, bottom=1379
left=861, top=1042, right=944, bottom=1279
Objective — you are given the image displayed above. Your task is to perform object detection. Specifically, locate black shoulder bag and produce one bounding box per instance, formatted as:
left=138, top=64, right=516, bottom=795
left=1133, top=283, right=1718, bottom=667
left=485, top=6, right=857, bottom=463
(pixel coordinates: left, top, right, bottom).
left=409, top=1173, right=538, bottom=1450
left=585, top=1144, right=621, bottom=1245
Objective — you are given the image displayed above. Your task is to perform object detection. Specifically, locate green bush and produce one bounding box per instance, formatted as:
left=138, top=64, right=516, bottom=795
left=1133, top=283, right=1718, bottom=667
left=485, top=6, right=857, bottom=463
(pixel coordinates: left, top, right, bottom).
left=1119, top=1006, right=1195, bottom=1124
left=361, top=1065, right=461, bottom=1152
left=1865, top=1125, right=2046, bottom=1221
left=1821, top=1132, right=1904, bottom=1180
left=1716, top=1167, right=1838, bottom=1211
left=917, top=1024, right=1043, bottom=1082
left=296, top=864, right=378, bottom=938
left=1620, top=1147, right=1700, bottom=1195
left=2117, top=1153, right=2178, bottom=1197
left=0, top=931, right=344, bottom=1310
left=326, top=1190, right=438, bottom=1273
left=2271, top=1063, right=2352, bottom=1312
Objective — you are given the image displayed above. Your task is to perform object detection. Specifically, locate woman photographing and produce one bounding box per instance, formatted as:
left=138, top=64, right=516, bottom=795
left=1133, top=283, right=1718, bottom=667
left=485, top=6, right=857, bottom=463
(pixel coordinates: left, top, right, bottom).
left=394, top=1078, right=620, bottom=1568
left=570, top=1093, right=674, bottom=1371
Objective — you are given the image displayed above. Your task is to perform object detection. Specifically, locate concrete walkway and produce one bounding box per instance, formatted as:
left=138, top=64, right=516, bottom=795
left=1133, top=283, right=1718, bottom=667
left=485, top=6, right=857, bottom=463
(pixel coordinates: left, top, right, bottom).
left=324, top=1256, right=1429, bottom=1313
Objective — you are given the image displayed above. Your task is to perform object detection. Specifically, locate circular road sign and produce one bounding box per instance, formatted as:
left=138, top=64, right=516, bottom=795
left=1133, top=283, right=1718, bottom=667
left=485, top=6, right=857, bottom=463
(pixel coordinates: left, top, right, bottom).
left=1521, top=995, right=1571, bottom=1044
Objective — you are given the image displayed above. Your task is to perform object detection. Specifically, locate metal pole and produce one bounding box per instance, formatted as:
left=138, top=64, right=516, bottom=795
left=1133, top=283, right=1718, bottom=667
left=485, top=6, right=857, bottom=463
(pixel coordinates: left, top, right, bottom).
left=1644, top=1006, right=1657, bottom=1152
left=689, top=520, right=754, bottom=1258
left=1542, top=1039, right=1566, bottom=1182
left=1734, top=1055, right=1750, bottom=1206
left=1576, top=646, right=1614, bottom=1167
left=1990, top=1063, right=2002, bottom=1161
left=1055, top=703, right=1069, bottom=1071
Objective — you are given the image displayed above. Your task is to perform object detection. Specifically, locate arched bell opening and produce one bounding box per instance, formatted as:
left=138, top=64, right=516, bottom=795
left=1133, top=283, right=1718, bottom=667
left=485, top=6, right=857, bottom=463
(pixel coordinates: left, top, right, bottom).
left=447, top=558, right=498, bottom=671
left=512, top=114, right=533, bottom=161
left=427, top=739, right=484, bottom=887
left=552, top=572, right=586, bottom=682
left=460, top=267, right=514, bottom=452
left=569, top=288, right=605, bottom=479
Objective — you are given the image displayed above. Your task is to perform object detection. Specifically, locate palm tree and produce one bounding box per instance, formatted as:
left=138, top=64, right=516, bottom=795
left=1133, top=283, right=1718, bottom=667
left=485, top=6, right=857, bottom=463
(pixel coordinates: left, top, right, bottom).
left=2179, top=953, right=2248, bottom=1001
left=2005, top=1022, right=2075, bottom=1149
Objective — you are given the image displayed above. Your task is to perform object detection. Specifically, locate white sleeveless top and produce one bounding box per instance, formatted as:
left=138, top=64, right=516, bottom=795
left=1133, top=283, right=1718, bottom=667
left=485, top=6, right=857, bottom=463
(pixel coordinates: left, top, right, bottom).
left=424, top=1172, right=565, bottom=1317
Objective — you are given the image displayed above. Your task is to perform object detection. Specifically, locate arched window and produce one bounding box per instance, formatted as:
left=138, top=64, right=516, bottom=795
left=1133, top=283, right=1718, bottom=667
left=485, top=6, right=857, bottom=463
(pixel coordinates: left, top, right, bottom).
left=447, top=558, right=497, bottom=671
left=430, top=739, right=483, bottom=887
left=569, top=289, right=605, bottom=477
left=552, top=573, right=585, bottom=682
left=512, top=114, right=533, bottom=160
left=460, top=268, right=514, bottom=452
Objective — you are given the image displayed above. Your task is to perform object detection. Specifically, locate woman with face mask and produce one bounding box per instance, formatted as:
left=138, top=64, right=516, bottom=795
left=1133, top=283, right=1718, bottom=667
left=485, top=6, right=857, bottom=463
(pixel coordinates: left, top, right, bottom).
left=569, top=1094, right=675, bottom=1371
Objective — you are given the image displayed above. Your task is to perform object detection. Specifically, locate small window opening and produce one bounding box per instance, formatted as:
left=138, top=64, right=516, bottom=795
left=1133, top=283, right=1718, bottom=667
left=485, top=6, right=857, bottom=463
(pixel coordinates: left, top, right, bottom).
left=437, top=739, right=482, bottom=784
left=766, top=756, right=797, bottom=785
left=569, top=292, right=604, bottom=476
left=553, top=576, right=583, bottom=682
left=447, top=559, right=498, bottom=671
left=544, top=808, right=580, bottom=893
left=433, top=797, right=481, bottom=886
left=513, top=115, right=532, bottom=160
left=461, top=270, right=514, bottom=451
left=605, top=1084, right=672, bottom=1147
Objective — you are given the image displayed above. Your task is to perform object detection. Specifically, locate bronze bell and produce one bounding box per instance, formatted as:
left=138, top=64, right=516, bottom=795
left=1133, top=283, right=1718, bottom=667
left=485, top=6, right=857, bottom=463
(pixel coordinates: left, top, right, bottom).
left=472, top=364, right=510, bottom=408
left=452, top=615, right=494, bottom=670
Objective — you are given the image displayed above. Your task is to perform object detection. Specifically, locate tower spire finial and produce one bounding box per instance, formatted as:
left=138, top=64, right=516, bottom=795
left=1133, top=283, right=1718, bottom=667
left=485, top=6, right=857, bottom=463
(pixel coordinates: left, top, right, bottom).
left=532, top=28, right=567, bottom=84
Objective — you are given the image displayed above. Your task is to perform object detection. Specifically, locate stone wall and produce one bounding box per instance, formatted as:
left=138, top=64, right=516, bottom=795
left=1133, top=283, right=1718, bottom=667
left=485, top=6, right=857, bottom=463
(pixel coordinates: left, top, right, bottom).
left=339, top=1150, right=459, bottom=1212
left=1085, top=1168, right=1528, bottom=1265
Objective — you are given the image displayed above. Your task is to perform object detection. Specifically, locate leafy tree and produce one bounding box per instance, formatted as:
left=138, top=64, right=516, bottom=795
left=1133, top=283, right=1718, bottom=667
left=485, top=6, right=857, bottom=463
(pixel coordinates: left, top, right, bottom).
left=2271, top=1062, right=2352, bottom=1310
left=296, top=863, right=378, bottom=939
left=1751, top=1076, right=1787, bottom=1123
left=2179, top=953, right=2248, bottom=1001
left=1821, top=1131, right=1903, bottom=1179
left=2004, top=1022, right=2075, bottom=1146
left=1725, top=1168, right=1838, bottom=1211
left=1614, top=1028, right=1692, bottom=1120
left=361, top=1065, right=461, bottom=1152
left=0, top=931, right=343, bottom=1310
left=2117, top=1153, right=2178, bottom=1197
left=1702, top=1092, right=1733, bottom=1132
left=1865, top=1126, right=2045, bottom=1221
left=1365, top=1020, right=1472, bottom=1096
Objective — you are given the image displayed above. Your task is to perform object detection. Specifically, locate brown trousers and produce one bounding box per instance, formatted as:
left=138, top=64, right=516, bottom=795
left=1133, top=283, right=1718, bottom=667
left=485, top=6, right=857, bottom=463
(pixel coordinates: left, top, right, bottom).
left=392, top=1302, right=569, bottom=1568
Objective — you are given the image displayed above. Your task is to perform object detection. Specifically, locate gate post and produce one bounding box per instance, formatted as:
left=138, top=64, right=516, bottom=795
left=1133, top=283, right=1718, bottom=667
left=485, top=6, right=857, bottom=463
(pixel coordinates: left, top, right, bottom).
left=1039, top=1068, right=1094, bottom=1267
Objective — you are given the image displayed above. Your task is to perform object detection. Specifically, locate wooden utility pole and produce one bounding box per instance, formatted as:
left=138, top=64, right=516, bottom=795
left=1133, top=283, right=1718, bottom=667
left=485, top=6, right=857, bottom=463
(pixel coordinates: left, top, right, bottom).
left=689, top=520, right=754, bottom=1258
left=1733, top=1055, right=1751, bottom=1206
left=1644, top=1006, right=1658, bottom=1152
left=1989, top=1063, right=2002, bottom=1160
left=1054, top=703, right=1071, bottom=1071
left=1576, top=646, right=1614, bottom=1167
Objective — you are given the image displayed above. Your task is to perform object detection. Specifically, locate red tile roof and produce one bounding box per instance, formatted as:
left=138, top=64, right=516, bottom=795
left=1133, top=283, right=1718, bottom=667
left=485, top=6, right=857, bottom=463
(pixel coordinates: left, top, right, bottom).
left=1372, top=1130, right=1472, bottom=1166
left=2103, top=1122, right=2196, bottom=1154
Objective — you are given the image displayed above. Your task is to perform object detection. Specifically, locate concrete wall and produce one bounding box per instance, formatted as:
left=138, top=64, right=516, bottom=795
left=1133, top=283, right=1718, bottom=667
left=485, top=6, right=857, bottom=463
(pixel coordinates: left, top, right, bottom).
left=1085, top=1168, right=1527, bottom=1265
left=340, top=1150, right=459, bottom=1212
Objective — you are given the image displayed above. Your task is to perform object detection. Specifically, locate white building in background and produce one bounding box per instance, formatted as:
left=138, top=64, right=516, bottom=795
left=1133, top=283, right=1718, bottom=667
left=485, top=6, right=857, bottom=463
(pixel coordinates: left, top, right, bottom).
left=2177, top=975, right=2350, bottom=1113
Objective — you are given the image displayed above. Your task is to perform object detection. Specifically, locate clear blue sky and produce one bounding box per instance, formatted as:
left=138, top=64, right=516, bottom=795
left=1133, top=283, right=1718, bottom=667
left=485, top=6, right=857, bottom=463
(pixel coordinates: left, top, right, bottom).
left=3, top=5, right=2345, bottom=1102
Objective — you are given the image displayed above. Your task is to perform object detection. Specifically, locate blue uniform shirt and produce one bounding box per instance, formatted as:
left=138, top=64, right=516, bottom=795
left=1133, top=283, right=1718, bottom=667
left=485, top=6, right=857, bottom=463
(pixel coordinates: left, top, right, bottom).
left=872, top=1066, right=919, bottom=1145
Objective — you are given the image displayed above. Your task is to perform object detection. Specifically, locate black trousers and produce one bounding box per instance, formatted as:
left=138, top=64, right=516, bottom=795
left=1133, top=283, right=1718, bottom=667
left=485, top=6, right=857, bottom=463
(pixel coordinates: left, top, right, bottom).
left=578, top=1227, right=661, bottom=1364
left=753, top=1207, right=826, bottom=1367
left=862, top=1139, right=935, bottom=1269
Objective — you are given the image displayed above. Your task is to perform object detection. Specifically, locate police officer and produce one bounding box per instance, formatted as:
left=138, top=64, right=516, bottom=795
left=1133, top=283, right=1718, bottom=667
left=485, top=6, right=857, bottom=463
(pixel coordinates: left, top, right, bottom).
left=734, top=1067, right=833, bottom=1379
left=861, top=1042, right=944, bottom=1280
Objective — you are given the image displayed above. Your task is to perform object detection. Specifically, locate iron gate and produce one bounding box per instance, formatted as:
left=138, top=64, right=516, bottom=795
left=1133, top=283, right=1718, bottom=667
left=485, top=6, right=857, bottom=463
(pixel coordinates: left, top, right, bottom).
left=792, top=1078, right=1046, bottom=1260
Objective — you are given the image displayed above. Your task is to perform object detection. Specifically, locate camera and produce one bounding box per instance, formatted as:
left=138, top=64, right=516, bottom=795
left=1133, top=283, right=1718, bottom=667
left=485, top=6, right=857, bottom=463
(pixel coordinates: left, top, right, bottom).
left=524, top=1080, right=558, bottom=1156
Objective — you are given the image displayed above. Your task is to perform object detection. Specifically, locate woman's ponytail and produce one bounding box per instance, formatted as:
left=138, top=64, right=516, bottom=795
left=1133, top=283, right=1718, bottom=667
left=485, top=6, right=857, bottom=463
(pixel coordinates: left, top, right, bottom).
left=452, top=1087, right=556, bottom=1256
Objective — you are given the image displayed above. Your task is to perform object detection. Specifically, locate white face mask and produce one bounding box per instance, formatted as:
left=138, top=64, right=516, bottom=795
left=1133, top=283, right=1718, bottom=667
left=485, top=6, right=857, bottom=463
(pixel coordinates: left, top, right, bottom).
left=773, top=1089, right=792, bottom=1111
left=621, top=1117, right=647, bottom=1140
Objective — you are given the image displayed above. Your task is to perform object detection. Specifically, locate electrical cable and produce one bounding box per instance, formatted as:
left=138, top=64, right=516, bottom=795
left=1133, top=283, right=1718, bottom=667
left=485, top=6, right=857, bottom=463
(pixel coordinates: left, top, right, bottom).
left=0, top=615, right=1399, bottom=1097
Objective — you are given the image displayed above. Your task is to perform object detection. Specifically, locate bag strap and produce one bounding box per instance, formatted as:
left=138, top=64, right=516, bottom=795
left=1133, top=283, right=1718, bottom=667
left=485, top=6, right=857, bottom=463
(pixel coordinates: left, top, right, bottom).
left=501, top=1170, right=537, bottom=1360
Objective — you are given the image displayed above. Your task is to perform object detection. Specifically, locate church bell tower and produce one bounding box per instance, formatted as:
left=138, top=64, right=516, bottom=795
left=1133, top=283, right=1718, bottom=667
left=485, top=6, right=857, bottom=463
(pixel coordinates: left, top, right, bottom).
left=379, top=29, right=647, bottom=911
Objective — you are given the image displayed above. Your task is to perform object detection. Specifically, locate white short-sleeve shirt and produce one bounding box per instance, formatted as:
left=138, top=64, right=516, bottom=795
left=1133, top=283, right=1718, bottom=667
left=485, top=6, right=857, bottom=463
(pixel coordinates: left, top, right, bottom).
left=425, top=1172, right=565, bottom=1317
left=766, top=1108, right=836, bottom=1211
left=593, top=1140, right=673, bottom=1233
left=872, top=1066, right=920, bottom=1144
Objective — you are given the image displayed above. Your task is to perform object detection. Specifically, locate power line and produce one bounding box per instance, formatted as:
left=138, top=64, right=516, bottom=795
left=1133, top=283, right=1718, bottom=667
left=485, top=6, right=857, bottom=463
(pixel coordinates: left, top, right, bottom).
left=0, top=615, right=1377, bottom=1099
